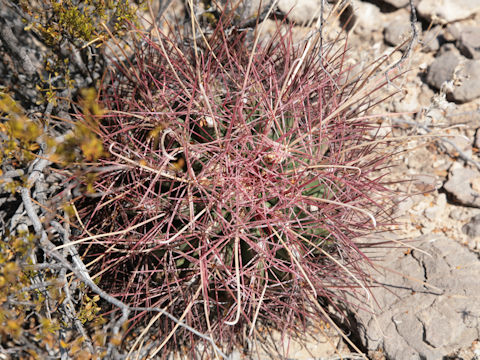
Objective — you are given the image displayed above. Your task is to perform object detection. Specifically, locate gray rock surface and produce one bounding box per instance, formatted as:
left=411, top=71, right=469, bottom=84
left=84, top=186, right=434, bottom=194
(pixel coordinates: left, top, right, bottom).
left=444, top=167, right=480, bottom=207
left=393, top=84, right=426, bottom=113
left=462, top=214, right=480, bottom=237
left=457, top=26, right=480, bottom=60
left=416, top=0, right=480, bottom=22
left=443, top=24, right=461, bottom=42
left=425, top=50, right=460, bottom=90
left=449, top=59, right=480, bottom=103
left=277, top=0, right=321, bottom=24
left=353, top=1, right=383, bottom=37
left=425, top=43, right=480, bottom=102
left=238, top=0, right=269, bottom=21
left=350, top=235, right=480, bottom=360
left=424, top=193, right=447, bottom=220
left=421, top=25, right=441, bottom=53
left=383, top=17, right=416, bottom=50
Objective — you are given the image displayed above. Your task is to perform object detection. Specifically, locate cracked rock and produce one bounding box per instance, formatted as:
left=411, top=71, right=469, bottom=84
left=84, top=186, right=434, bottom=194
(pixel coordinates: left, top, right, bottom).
left=348, top=235, right=480, bottom=360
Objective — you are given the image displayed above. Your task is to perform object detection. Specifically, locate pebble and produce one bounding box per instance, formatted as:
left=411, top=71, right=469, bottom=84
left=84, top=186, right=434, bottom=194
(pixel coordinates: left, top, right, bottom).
left=425, top=49, right=460, bottom=91
left=393, top=86, right=421, bottom=113
left=449, top=207, right=468, bottom=221
left=416, top=0, right=480, bottom=23
left=393, top=196, right=415, bottom=218
left=353, top=1, right=383, bottom=38
left=383, top=17, right=417, bottom=50
left=462, top=214, right=480, bottom=237
left=475, top=342, right=480, bottom=357
left=424, top=206, right=438, bottom=221
left=424, top=193, right=447, bottom=220
left=421, top=25, right=441, bottom=53
left=227, top=350, right=241, bottom=360
left=443, top=167, right=480, bottom=208
left=449, top=59, right=480, bottom=103
left=277, top=0, right=321, bottom=24
left=456, top=26, right=480, bottom=59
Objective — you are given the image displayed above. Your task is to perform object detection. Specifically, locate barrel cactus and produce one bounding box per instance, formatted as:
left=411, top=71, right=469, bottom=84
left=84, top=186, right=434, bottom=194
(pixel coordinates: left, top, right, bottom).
left=74, top=9, right=398, bottom=355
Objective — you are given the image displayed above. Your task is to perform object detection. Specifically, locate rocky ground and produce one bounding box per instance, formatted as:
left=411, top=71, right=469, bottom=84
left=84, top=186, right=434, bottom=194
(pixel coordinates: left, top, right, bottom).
left=245, top=0, right=480, bottom=359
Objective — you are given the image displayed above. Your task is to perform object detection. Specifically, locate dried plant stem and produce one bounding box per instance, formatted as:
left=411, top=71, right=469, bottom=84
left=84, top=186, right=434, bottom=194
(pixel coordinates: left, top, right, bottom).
left=53, top=220, right=95, bottom=353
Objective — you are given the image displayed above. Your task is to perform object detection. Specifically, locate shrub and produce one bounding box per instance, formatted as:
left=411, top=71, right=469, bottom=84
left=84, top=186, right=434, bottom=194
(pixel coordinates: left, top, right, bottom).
left=73, top=8, right=399, bottom=356
left=14, top=0, right=146, bottom=109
